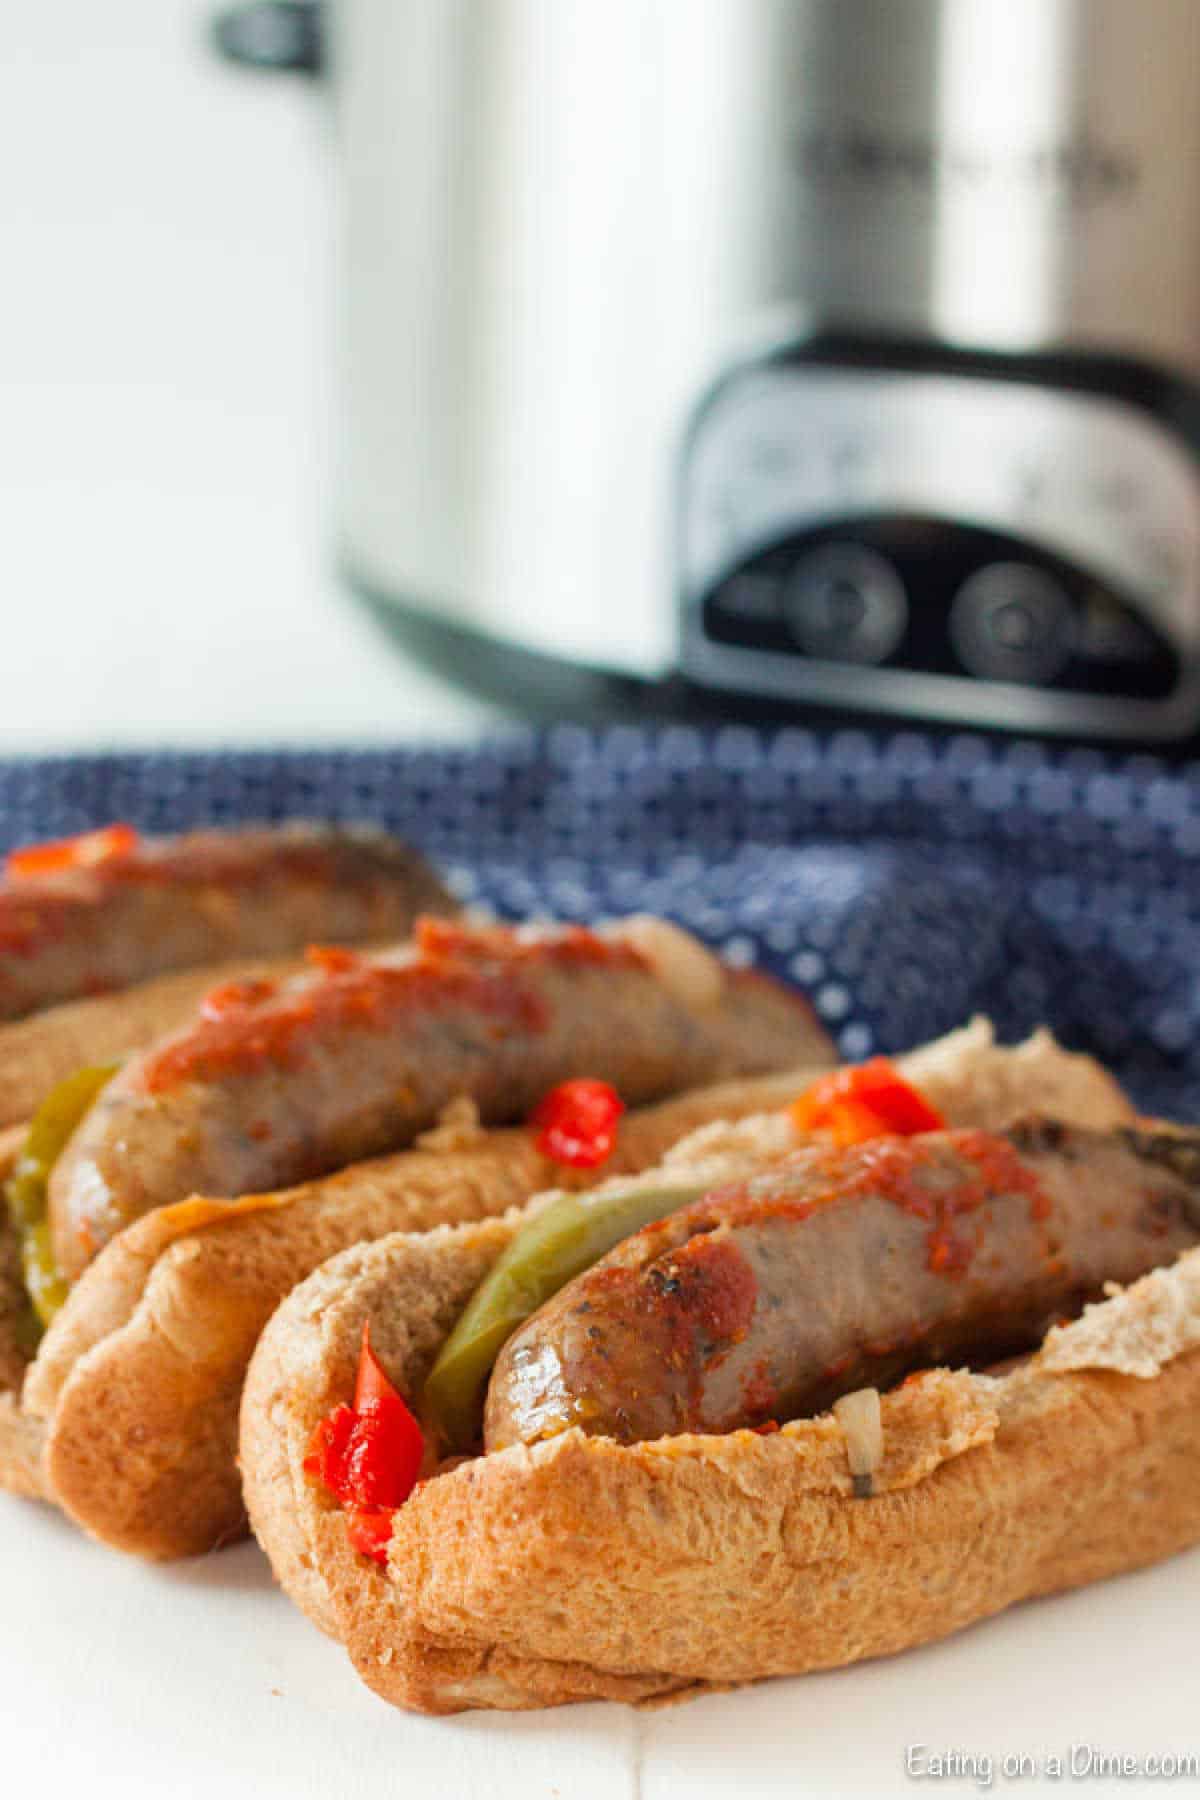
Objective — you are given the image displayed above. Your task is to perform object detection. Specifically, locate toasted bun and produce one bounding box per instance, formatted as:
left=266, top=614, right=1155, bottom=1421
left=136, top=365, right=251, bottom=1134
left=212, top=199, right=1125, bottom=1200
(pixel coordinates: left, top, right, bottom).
left=898, top=1016, right=1134, bottom=1130
left=243, top=1186, right=1200, bottom=1714
left=10, top=1067, right=828, bottom=1555
left=0, top=1393, right=47, bottom=1500
left=2, top=1021, right=1133, bottom=1556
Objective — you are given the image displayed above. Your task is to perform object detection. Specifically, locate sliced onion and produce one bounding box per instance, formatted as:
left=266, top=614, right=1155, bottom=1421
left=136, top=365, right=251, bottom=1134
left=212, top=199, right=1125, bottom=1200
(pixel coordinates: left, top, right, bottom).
left=833, top=1387, right=883, bottom=1496
left=415, top=1094, right=486, bottom=1153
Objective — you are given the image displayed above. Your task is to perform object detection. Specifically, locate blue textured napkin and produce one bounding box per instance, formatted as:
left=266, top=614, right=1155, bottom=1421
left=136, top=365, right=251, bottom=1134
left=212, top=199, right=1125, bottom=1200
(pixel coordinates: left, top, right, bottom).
left=2, top=727, right=1198, bottom=1117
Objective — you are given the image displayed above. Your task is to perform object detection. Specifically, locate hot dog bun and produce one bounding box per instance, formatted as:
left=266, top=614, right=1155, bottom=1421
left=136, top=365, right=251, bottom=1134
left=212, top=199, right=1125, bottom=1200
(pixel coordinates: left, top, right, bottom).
left=0, top=914, right=834, bottom=1548
left=239, top=1026, right=1140, bottom=1664
left=890, top=1015, right=1137, bottom=1128
left=243, top=1137, right=1200, bottom=1714
left=0, top=1022, right=1130, bottom=1557
left=0, top=1066, right=830, bottom=1554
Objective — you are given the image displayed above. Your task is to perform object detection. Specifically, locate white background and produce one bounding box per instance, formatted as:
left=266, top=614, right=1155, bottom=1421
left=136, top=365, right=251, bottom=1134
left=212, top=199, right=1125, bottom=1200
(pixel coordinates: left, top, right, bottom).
left=0, top=0, right=494, bottom=753
left=1, top=8, right=1198, bottom=1796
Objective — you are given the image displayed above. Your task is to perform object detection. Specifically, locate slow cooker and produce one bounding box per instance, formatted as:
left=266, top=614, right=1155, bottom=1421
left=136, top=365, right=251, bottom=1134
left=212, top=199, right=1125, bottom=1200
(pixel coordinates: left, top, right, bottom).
left=221, top=0, right=1200, bottom=739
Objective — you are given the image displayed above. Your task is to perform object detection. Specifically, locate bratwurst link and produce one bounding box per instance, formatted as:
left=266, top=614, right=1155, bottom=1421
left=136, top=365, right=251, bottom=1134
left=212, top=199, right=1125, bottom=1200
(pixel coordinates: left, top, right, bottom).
left=48, top=918, right=830, bottom=1280
left=484, top=1121, right=1200, bottom=1449
left=0, top=823, right=455, bottom=1022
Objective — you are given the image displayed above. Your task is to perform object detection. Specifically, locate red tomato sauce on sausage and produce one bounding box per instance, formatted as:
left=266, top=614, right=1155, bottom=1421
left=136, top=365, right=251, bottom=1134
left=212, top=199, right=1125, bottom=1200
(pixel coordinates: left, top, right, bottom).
left=705, top=1131, right=1048, bottom=1278
left=656, top=1233, right=759, bottom=1343
left=137, top=924, right=645, bottom=1093
left=740, top=1357, right=781, bottom=1419
left=413, top=917, right=646, bottom=972
left=585, top=1234, right=760, bottom=1412
left=139, top=962, right=549, bottom=1091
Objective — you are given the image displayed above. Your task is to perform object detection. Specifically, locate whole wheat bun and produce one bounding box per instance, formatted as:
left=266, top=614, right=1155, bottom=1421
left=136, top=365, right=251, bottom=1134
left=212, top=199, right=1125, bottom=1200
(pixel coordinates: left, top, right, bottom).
left=0, top=1066, right=833, bottom=1554
left=242, top=1111, right=1200, bottom=1715
left=0, top=949, right=322, bottom=1493
left=0, top=1020, right=1131, bottom=1557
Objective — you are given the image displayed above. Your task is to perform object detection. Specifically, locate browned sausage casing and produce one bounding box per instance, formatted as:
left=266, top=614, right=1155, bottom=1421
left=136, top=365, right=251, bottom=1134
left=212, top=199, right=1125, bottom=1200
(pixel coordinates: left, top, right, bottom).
left=483, top=1121, right=1200, bottom=1450
left=48, top=920, right=830, bottom=1280
left=0, top=823, right=454, bottom=1022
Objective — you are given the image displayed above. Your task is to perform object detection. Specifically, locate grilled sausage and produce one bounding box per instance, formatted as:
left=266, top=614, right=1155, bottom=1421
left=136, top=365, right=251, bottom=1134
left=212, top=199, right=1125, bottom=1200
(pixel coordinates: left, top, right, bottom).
left=0, top=823, right=454, bottom=1022
left=483, top=1121, right=1200, bottom=1450
left=48, top=918, right=831, bottom=1280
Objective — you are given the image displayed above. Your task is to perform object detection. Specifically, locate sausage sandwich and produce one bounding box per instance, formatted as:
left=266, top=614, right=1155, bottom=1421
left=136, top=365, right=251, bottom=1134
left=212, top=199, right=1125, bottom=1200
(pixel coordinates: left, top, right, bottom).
left=0, top=908, right=833, bottom=1555
left=238, top=1026, right=1172, bottom=1712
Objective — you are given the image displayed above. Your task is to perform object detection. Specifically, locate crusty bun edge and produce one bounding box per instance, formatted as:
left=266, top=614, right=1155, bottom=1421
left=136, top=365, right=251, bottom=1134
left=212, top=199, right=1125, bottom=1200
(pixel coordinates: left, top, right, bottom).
left=1, top=1020, right=1136, bottom=1550
left=13, top=1068, right=829, bottom=1555
left=0, top=1393, right=47, bottom=1500
left=372, top=1317, right=1200, bottom=1713
left=240, top=1020, right=1137, bottom=1634
left=241, top=1211, right=544, bottom=1636
left=897, top=1016, right=1135, bottom=1130
left=243, top=1155, right=1200, bottom=1714
left=240, top=1100, right=851, bottom=1634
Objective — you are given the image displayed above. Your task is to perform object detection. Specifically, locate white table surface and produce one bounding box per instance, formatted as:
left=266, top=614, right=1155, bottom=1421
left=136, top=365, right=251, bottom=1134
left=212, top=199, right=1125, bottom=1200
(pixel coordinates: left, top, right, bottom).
left=2, top=8, right=1198, bottom=1796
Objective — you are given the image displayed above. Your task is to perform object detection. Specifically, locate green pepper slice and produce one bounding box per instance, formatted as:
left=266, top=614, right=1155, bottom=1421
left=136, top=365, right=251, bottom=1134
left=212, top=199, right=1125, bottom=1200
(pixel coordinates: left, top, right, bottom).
left=5, top=1063, right=119, bottom=1336
left=422, top=1179, right=712, bottom=1453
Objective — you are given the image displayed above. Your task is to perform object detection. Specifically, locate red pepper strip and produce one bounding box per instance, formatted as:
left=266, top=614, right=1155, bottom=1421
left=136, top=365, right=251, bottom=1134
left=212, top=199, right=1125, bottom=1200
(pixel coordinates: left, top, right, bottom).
left=5, top=823, right=141, bottom=881
left=302, top=1322, right=425, bottom=1565
left=789, top=1057, right=945, bottom=1148
left=531, top=1077, right=626, bottom=1169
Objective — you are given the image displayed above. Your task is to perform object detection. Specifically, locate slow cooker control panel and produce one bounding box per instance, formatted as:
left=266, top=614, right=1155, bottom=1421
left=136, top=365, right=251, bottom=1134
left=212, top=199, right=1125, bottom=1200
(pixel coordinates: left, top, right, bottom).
left=678, top=363, right=1200, bottom=737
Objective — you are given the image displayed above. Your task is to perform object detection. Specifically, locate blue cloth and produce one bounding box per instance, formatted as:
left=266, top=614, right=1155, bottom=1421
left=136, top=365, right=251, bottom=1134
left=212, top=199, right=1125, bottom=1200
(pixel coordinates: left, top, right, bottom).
left=2, top=727, right=1199, bottom=1117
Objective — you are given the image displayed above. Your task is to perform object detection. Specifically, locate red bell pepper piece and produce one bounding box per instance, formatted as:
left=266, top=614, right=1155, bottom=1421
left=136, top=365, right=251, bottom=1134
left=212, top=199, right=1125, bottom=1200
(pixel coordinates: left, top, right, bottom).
left=303, top=1403, right=357, bottom=1495
left=530, top=1077, right=626, bottom=1169
left=790, top=1057, right=945, bottom=1147
left=6, top=823, right=141, bottom=880
left=302, top=1322, right=425, bottom=1565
